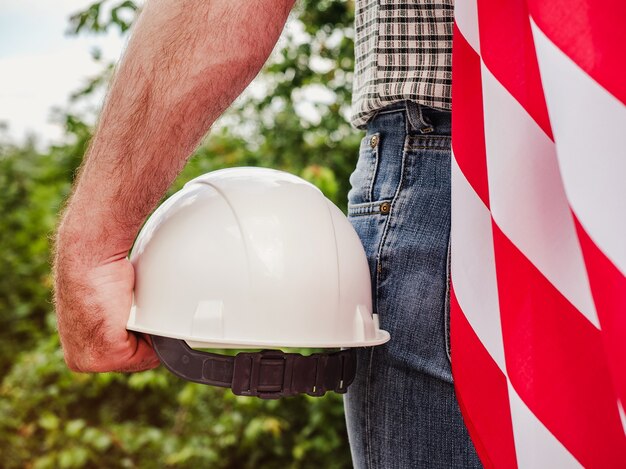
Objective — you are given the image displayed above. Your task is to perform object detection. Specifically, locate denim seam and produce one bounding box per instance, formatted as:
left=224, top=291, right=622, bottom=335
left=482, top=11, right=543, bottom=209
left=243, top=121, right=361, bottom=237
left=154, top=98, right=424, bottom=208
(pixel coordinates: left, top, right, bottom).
left=349, top=211, right=382, bottom=218
left=408, top=145, right=450, bottom=150
left=444, top=237, right=452, bottom=364
left=348, top=200, right=393, bottom=217
left=414, top=101, right=426, bottom=132
left=406, top=136, right=451, bottom=151
left=404, top=103, right=411, bottom=134
left=406, top=101, right=417, bottom=133
left=408, top=135, right=450, bottom=139
left=374, top=135, right=410, bottom=316
left=366, top=133, right=380, bottom=203
left=364, top=346, right=375, bottom=469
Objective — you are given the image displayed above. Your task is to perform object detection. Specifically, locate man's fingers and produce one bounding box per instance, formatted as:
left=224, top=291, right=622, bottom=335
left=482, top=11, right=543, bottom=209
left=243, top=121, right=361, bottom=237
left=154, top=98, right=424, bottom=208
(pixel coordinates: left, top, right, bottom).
left=53, top=257, right=161, bottom=373
left=143, top=333, right=154, bottom=347
left=117, top=333, right=161, bottom=372
left=64, top=332, right=160, bottom=373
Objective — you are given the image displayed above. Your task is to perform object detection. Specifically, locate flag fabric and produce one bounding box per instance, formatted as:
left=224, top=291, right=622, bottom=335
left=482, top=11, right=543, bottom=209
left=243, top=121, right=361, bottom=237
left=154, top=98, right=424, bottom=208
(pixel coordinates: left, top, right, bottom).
left=450, top=1, right=626, bottom=467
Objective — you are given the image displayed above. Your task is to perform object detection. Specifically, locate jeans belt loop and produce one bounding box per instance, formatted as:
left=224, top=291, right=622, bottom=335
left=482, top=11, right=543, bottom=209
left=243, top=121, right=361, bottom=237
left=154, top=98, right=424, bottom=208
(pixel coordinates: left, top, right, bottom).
left=406, top=100, right=434, bottom=134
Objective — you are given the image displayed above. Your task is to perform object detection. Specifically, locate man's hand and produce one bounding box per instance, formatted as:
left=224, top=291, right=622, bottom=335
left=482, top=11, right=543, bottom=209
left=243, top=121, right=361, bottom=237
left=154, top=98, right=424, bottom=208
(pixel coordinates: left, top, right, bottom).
left=54, top=251, right=159, bottom=372
left=53, top=0, right=294, bottom=373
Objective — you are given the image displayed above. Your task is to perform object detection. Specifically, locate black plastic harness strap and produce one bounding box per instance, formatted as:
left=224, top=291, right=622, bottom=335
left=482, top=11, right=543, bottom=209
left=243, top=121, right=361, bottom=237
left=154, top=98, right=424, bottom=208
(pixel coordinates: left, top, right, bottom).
left=151, top=335, right=357, bottom=399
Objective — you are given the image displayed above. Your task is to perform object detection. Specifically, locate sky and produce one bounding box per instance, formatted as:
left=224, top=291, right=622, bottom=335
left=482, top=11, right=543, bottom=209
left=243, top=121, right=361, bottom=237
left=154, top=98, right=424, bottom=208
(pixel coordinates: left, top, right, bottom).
left=0, top=0, right=129, bottom=147
left=0, top=1, right=337, bottom=149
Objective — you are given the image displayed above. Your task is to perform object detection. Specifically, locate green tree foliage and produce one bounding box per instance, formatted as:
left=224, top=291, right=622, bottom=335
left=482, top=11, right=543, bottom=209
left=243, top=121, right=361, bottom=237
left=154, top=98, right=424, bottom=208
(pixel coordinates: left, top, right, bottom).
left=0, top=1, right=363, bottom=467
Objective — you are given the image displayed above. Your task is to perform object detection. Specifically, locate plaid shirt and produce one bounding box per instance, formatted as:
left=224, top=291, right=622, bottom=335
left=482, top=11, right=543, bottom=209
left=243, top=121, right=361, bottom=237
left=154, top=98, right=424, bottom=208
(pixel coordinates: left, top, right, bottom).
left=351, top=0, right=454, bottom=128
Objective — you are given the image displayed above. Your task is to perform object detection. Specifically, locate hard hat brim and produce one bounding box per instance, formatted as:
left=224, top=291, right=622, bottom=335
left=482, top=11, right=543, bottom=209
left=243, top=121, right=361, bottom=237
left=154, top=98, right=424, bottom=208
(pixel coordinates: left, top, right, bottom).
left=127, top=323, right=391, bottom=349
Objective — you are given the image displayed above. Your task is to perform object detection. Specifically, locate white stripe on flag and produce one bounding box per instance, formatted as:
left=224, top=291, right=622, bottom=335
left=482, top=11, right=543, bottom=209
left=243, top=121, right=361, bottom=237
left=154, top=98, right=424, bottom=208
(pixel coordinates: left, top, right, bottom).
left=508, top=382, right=582, bottom=469
left=451, top=155, right=506, bottom=372
left=481, top=63, right=600, bottom=329
left=455, top=0, right=480, bottom=53
left=531, top=19, right=626, bottom=276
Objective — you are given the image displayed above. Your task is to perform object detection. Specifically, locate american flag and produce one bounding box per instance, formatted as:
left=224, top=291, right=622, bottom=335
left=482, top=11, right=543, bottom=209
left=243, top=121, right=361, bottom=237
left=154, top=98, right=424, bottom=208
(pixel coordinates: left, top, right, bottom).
left=450, top=0, right=626, bottom=466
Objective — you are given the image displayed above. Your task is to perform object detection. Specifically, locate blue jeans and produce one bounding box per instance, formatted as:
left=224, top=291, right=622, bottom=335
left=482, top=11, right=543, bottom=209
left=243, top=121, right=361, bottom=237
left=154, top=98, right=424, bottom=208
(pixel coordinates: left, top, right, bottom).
left=344, top=102, right=481, bottom=468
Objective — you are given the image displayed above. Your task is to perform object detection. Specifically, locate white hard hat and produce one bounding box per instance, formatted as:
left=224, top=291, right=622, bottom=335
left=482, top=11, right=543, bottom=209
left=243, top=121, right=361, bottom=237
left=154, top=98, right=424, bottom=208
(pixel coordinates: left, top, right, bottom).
left=127, top=167, right=389, bottom=398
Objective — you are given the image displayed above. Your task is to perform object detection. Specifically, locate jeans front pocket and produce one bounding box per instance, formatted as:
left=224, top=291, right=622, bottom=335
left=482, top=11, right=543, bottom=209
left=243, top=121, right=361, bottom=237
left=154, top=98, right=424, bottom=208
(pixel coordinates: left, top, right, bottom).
left=348, top=132, right=380, bottom=206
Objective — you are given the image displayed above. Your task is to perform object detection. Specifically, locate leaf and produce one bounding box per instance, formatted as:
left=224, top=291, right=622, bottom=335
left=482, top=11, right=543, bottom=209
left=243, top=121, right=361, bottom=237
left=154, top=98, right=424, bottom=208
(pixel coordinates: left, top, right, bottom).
left=65, top=419, right=86, bottom=437
left=38, top=413, right=59, bottom=431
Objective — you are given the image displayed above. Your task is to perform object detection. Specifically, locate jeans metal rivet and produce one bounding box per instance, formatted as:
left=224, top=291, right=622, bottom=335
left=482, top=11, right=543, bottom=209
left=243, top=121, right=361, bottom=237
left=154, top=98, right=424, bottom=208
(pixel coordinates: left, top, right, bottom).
left=369, top=135, right=379, bottom=148
left=380, top=201, right=391, bottom=214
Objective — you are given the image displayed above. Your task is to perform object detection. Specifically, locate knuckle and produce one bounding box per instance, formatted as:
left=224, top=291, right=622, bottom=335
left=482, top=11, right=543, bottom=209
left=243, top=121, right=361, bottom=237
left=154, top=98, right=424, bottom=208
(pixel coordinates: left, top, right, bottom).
left=64, top=350, right=99, bottom=373
left=62, top=337, right=160, bottom=374
left=64, top=357, right=84, bottom=373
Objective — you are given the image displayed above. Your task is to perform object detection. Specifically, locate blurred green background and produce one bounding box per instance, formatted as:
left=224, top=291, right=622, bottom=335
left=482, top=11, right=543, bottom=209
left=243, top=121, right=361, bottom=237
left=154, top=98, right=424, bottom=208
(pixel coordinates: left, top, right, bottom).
left=0, top=1, right=364, bottom=467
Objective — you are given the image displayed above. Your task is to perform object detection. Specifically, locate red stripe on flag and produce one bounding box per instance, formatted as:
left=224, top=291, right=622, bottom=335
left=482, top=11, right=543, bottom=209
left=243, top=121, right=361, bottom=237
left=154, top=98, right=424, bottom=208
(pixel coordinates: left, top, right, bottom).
left=451, top=284, right=518, bottom=469
left=477, top=0, right=553, bottom=139
left=492, top=221, right=626, bottom=467
left=573, top=213, right=626, bottom=415
left=452, top=23, right=490, bottom=208
left=528, top=0, right=626, bottom=106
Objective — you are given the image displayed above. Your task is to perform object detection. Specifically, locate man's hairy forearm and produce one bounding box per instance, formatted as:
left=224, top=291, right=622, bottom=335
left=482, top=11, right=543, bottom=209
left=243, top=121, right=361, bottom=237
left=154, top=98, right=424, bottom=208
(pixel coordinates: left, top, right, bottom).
left=58, top=0, right=294, bottom=263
